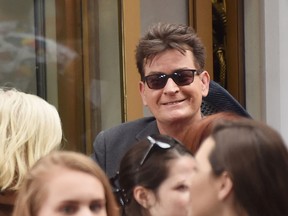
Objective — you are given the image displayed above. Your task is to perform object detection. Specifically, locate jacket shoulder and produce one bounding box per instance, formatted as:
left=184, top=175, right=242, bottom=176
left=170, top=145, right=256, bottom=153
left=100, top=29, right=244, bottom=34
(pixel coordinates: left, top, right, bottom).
left=106, top=116, right=156, bottom=133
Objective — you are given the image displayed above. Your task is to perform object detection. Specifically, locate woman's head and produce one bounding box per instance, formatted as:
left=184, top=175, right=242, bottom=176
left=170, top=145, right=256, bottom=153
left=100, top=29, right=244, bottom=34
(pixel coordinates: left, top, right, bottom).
left=0, top=88, right=63, bottom=191
left=182, top=112, right=244, bottom=154
left=117, top=134, right=194, bottom=216
left=190, top=119, right=288, bottom=216
left=13, top=151, right=119, bottom=216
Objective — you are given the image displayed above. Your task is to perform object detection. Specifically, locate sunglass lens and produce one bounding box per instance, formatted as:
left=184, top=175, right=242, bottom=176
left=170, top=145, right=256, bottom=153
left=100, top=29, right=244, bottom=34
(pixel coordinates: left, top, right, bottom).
left=145, top=70, right=196, bottom=89
left=173, top=70, right=194, bottom=86
left=146, top=74, right=167, bottom=89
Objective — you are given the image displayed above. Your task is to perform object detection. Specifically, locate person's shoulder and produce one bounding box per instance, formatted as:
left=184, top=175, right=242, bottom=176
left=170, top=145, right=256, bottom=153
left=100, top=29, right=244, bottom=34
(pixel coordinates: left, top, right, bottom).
left=94, top=116, right=157, bottom=146
left=125, top=116, right=156, bottom=126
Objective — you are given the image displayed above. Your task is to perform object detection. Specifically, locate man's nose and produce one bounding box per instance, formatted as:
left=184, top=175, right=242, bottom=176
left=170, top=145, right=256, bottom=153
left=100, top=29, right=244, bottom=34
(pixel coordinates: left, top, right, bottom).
left=163, top=77, right=180, bottom=94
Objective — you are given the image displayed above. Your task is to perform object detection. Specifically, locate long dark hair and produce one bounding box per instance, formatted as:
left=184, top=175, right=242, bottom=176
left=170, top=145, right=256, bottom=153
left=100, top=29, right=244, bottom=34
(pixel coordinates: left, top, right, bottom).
left=117, top=134, right=192, bottom=216
left=209, top=119, right=288, bottom=216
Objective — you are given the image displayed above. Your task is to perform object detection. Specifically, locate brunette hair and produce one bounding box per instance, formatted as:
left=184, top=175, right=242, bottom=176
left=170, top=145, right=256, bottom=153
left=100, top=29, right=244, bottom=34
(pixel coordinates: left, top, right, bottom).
left=117, top=134, right=192, bottom=216
left=182, top=112, right=244, bottom=154
left=209, top=119, right=288, bottom=216
left=136, top=23, right=206, bottom=79
left=13, top=151, right=119, bottom=216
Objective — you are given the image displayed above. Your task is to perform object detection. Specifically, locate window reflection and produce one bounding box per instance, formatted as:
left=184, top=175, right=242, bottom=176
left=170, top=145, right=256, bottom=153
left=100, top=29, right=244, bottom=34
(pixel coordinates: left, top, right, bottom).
left=0, top=0, right=36, bottom=92
left=0, top=0, right=77, bottom=97
left=0, top=0, right=122, bottom=153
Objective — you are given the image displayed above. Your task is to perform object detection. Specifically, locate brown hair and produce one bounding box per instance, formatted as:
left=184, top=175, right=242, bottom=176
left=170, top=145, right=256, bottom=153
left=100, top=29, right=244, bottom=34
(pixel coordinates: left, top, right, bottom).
left=209, top=119, right=288, bottom=216
left=118, top=134, right=192, bottom=216
left=13, top=151, right=119, bottom=216
left=136, top=23, right=206, bottom=79
left=182, top=112, right=244, bottom=154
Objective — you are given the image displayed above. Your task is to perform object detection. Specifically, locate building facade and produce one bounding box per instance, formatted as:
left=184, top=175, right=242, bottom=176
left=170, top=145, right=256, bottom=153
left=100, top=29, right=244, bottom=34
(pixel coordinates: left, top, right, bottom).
left=0, top=0, right=287, bottom=152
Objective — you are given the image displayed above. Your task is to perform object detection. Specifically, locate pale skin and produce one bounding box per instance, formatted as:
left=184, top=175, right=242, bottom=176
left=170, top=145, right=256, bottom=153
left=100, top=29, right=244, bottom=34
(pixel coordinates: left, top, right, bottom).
left=190, top=137, right=246, bottom=216
left=139, top=49, right=210, bottom=141
left=38, top=167, right=108, bottom=216
left=134, top=155, right=195, bottom=216
left=190, top=137, right=223, bottom=216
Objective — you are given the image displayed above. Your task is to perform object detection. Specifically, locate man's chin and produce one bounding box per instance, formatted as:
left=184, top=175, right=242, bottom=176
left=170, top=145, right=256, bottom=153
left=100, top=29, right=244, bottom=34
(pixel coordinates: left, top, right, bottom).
left=157, top=111, right=201, bottom=124
left=159, top=114, right=189, bottom=124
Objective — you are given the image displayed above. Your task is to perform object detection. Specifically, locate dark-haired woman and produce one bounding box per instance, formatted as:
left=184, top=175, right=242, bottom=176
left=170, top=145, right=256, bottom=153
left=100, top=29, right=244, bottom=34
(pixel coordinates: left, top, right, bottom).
left=189, top=119, right=288, bottom=216
left=112, top=134, right=194, bottom=216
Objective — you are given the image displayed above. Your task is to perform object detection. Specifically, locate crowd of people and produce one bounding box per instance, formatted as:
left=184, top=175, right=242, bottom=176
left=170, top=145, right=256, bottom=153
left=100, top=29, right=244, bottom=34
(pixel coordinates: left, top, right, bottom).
left=92, top=22, right=210, bottom=178
left=1, top=22, right=288, bottom=216
left=113, top=117, right=288, bottom=216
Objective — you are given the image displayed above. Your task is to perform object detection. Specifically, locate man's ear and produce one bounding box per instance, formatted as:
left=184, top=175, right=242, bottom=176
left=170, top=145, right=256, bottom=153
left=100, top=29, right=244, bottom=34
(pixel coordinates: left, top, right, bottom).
left=217, top=172, right=233, bottom=201
left=139, top=81, right=148, bottom=106
left=133, top=185, right=155, bottom=209
left=199, top=71, right=210, bottom=97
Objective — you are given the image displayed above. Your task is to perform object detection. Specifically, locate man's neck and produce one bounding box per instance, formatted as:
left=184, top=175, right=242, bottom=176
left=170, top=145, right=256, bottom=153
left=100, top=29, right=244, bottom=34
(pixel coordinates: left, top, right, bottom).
left=156, top=115, right=202, bottom=141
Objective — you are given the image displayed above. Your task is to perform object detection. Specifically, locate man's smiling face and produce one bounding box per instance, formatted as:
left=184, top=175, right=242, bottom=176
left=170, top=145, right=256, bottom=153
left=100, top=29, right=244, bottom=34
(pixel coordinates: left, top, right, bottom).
left=139, top=49, right=209, bottom=125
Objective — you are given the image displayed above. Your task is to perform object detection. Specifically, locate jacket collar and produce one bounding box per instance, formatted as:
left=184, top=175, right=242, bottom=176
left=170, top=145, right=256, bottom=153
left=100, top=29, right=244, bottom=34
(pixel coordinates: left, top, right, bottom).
left=135, top=117, right=159, bottom=141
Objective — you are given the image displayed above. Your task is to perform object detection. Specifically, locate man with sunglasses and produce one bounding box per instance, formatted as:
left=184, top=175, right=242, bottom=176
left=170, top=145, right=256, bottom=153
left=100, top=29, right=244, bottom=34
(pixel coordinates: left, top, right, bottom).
left=92, top=22, right=210, bottom=178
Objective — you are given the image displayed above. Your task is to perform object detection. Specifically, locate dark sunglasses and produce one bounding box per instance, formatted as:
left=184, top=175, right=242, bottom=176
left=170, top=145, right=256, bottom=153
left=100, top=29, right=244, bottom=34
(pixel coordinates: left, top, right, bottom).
left=137, top=134, right=180, bottom=169
left=143, top=69, right=201, bottom=90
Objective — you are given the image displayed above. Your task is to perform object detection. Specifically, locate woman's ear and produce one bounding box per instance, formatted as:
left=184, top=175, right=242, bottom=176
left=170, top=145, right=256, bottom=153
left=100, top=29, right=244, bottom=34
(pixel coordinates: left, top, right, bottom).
left=133, top=185, right=155, bottom=209
left=217, top=172, right=233, bottom=200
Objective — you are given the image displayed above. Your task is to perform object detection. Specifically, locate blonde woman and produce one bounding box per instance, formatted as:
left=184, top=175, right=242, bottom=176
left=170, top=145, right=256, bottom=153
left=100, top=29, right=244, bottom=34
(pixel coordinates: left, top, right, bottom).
left=13, top=151, right=119, bottom=216
left=0, top=88, right=63, bottom=216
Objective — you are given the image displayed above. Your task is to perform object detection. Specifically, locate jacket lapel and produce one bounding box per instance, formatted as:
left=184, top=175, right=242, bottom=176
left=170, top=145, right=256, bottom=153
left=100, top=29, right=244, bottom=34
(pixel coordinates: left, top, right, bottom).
left=135, top=117, right=159, bottom=141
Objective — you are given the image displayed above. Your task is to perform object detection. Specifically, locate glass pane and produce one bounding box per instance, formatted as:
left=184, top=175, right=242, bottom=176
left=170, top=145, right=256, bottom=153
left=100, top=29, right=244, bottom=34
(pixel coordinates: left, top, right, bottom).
left=0, top=0, right=37, bottom=93
left=0, top=0, right=122, bottom=153
left=98, top=0, right=122, bottom=129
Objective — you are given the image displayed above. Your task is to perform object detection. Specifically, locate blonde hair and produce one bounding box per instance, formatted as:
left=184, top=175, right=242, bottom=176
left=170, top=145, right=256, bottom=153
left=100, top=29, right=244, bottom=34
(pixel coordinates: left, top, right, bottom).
left=0, top=88, right=63, bottom=191
left=13, top=151, right=119, bottom=216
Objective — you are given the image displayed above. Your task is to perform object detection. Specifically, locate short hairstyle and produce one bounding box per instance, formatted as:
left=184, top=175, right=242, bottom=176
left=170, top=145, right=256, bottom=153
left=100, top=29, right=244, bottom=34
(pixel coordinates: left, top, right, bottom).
left=136, top=23, right=206, bottom=80
left=12, top=151, right=119, bottom=216
left=209, top=119, right=288, bottom=216
left=0, top=88, right=63, bottom=191
left=117, top=134, right=192, bottom=216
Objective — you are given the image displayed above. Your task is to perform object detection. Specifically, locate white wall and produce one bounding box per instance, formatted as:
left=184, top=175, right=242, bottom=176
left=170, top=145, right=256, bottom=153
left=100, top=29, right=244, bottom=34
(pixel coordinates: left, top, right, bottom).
left=263, top=0, right=288, bottom=144
left=246, top=0, right=288, bottom=144
left=244, top=0, right=263, bottom=120
left=278, top=0, right=288, bottom=144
